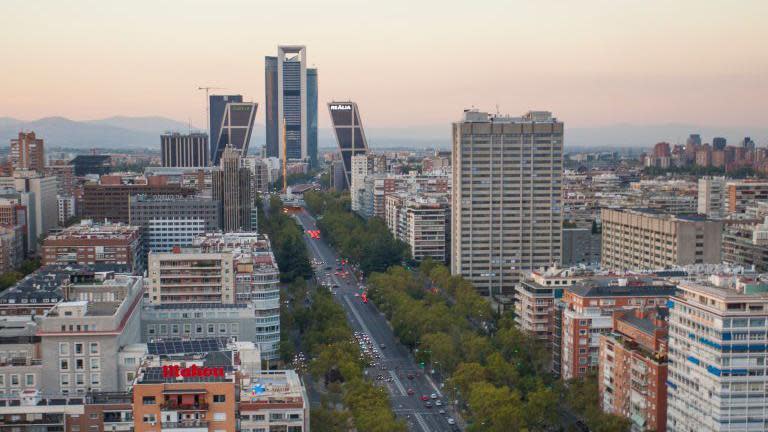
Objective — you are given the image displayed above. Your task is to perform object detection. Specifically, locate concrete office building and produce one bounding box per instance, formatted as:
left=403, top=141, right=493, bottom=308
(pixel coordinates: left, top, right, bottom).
left=329, top=101, right=369, bottom=186
left=210, top=101, right=257, bottom=165
left=599, top=308, right=669, bottom=432
left=10, top=132, right=45, bottom=174
left=601, top=208, right=723, bottom=272
left=128, top=194, right=220, bottom=252
left=212, top=147, right=252, bottom=232
left=41, top=219, right=144, bottom=273
left=265, top=45, right=318, bottom=166
left=667, top=279, right=768, bottom=432
left=81, top=178, right=196, bottom=224
left=38, top=273, right=144, bottom=395
left=160, top=132, right=209, bottom=167
left=451, top=109, right=563, bottom=296
left=698, top=177, right=727, bottom=218
left=561, top=227, right=601, bottom=267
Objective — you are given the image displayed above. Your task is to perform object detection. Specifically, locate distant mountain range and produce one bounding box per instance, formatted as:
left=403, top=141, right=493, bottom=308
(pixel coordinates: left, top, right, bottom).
left=1, top=115, right=766, bottom=152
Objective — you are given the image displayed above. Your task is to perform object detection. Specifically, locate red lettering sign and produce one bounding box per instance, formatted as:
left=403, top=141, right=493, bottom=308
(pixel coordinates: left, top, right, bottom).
left=162, top=365, right=225, bottom=379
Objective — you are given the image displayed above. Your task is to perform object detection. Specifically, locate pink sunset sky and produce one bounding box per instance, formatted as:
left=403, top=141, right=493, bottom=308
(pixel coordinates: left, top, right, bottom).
left=1, top=0, right=766, bottom=129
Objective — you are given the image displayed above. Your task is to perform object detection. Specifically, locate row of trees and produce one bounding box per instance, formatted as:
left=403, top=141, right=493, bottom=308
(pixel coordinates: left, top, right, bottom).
left=281, top=276, right=405, bottom=431
left=261, top=195, right=404, bottom=431
left=257, top=195, right=313, bottom=282
left=368, top=262, right=630, bottom=432
left=303, top=190, right=410, bottom=274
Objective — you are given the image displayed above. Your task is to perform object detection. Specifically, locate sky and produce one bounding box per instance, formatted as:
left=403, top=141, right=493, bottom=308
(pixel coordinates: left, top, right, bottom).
left=1, top=0, right=767, bottom=129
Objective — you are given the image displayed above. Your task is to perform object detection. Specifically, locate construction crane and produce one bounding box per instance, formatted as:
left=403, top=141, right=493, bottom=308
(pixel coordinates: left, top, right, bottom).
left=197, top=86, right=227, bottom=144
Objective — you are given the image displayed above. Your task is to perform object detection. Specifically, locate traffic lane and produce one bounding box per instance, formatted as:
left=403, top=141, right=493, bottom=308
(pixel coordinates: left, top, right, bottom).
left=298, top=212, right=459, bottom=430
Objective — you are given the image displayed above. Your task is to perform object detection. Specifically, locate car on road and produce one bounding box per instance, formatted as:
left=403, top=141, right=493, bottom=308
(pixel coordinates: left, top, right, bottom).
left=325, top=266, right=332, bottom=270
left=435, top=400, right=442, bottom=406
left=447, top=418, right=456, bottom=425
left=425, top=401, right=433, bottom=408
left=438, top=408, right=446, bottom=415
left=407, top=388, right=414, bottom=395
left=380, top=343, right=386, bottom=349
left=430, top=393, right=438, bottom=399
left=407, top=373, right=414, bottom=380
left=420, top=395, right=429, bottom=401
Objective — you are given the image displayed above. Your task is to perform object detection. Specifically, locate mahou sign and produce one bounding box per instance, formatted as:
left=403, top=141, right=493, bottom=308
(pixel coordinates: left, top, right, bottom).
left=162, top=365, right=226, bottom=379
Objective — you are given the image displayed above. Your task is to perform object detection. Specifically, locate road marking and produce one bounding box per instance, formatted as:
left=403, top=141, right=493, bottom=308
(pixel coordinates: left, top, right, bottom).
left=424, top=374, right=443, bottom=398
left=343, top=296, right=387, bottom=360
left=390, top=370, right=407, bottom=396
left=414, top=413, right=431, bottom=432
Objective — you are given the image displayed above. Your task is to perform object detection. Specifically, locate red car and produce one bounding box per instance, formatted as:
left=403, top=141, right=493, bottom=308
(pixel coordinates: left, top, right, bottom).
left=420, top=395, right=429, bottom=401
left=407, top=388, right=415, bottom=395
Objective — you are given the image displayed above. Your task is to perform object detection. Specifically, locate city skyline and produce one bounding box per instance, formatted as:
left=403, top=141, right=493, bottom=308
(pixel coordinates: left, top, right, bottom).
left=1, top=0, right=767, bottom=130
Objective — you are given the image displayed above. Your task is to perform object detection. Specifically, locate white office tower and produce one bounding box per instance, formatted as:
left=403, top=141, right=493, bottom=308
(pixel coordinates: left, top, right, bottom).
left=698, top=176, right=727, bottom=218
left=667, top=279, right=768, bottom=432
left=451, top=109, right=563, bottom=296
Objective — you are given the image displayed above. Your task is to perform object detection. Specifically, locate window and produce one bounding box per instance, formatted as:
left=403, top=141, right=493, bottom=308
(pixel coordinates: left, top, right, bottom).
left=60, top=359, right=69, bottom=371
left=196, top=324, right=203, bottom=334
left=90, top=358, right=100, bottom=370
left=213, top=394, right=226, bottom=403
left=126, top=372, right=135, bottom=382
left=25, top=374, right=34, bottom=386
left=89, top=342, right=100, bottom=355
left=59, top=342, right=69, bottom=355
left=213, top=412, right=226, bottom=421
left=72, top=426, right=80, bottom=432
left=143, top=396, right=156, bottom=405
left=208, top=324, right=215, bottom=334
left=124, top=357, right=135, bottom=366
left=91, top=373, right=100, bottom=386
left=143, top=414, right=156, bottom=423
left=89, top=413, right=99, bottom=420
left=75, top=374, right=85, bottom=386
left=230, top=323, right=239, bottom=334
left=0, top=374, right=4, bottom=386
left=219, top=323, right=227, bottom=334
left=76, top=359, right=85, bottom=370
left=148, top=325, right=156, bottom=335
left=60, top=373, right=70, bottom=387
left=74, top=343, right=84, bottom=355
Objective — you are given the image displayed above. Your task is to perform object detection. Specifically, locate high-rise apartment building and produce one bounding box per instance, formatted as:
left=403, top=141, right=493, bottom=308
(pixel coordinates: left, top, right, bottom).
left=212, top=147, right=252, bottom=232
left=160, top=132, right=209, bottom=167
left=451, top=109, right=563, bottom=296
left=601, top=208, right=723, bottom=271
left=384, top=193, right=449, bottom=262
left=147, top=251, right=235, bottom=304
left=210, top=101, right=257, bottom=165
left=45, top=160, right=77, bottom=196
left=329, top=102, right=369, bottom=187
left=265, top=46, right=318, bottom=165
left=560, top=281, right=675, bottom=379
left=698, top=177, right=727, bottom=218
left=350, top=154, right=387, bottom=212
left=0, top=174, right=58, bottom=252
left=0, top=224, right=24, bottom=273
left=667, top=279, right=768, bottom=432
left=514, top=268, right=582, bottom=343
left=10, top=132, right=45, bottom=174
left=599, top=308, right=669, bottom=432
left=712, top=136, right=727, bottom=151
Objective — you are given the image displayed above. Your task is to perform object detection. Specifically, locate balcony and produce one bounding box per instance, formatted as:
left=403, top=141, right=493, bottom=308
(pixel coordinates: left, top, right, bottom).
left=161, top=401, right=208, bottom=411
left=161, top=420, right=209, bottom=431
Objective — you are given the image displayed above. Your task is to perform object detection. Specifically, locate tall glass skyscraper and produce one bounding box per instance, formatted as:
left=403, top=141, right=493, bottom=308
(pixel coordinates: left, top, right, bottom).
left=264, top=45, right=318, bottom=167
left=211, top=101, right=257, bottom=165
left=209, top=94, right=243, bottom=161
left=328, top=101, right=368, bottom=187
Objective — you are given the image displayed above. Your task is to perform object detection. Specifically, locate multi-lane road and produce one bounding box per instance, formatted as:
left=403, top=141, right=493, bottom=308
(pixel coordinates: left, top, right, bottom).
left=295, top=209, right=462, bottom=432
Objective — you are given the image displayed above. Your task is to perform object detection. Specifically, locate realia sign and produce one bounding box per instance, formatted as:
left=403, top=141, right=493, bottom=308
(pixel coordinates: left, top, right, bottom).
left=330, top=105, right=352, bottom=111
left=162, top=365, right=226, bottom=379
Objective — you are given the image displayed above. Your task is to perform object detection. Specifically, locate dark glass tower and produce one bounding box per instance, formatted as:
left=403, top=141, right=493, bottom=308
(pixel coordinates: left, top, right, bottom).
left=209, top=94, right=243, bottom=162
left=328, top=101, right=368, bottom=186
left=307, top=68, right=318, bottom=168
left=211, top=102, right=258, bottom=165
left=264, top=46, right=318, bottom=166
left=264, top=57, right=279, bottom=158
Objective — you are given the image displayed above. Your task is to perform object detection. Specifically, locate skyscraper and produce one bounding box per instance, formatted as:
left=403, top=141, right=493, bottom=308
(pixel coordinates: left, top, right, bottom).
left=10, top=132, right=45, bottom=174
left=451, top=109, right=563, bottom=297
left=209, top=94, right=243, bottom=159
left=160, top=132, right=209, bottom=167
left=212, top=146, right=252, bottom=232
left=210, top=101, right=257, bottom=165
left=712, top=136, right=727, bottom=151
left=264, top=46, right=318, bottom=166
left=329, top=102, right=369, bottom=187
